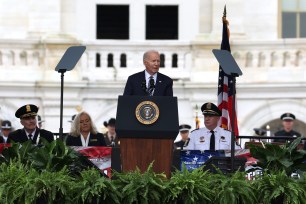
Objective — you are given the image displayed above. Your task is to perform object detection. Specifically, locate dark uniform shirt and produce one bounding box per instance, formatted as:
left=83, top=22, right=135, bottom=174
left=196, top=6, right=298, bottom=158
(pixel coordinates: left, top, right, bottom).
left=273, top=130, right=301, bottom=143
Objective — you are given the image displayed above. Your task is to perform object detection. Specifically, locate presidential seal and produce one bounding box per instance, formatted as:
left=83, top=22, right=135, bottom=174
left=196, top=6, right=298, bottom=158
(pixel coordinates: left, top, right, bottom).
left=135, top=101, right=159, bottom=125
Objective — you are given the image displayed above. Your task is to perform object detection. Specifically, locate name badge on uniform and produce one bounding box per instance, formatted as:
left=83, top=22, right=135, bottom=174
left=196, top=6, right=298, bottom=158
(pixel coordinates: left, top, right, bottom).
left=199, top=136, right=205, bottom=143
left=90, top=139, right=98, bottom=142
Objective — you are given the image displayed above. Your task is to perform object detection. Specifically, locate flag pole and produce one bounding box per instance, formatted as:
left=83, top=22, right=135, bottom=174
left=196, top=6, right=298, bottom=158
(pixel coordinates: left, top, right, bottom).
left=223, top=5, right=236, bottom=172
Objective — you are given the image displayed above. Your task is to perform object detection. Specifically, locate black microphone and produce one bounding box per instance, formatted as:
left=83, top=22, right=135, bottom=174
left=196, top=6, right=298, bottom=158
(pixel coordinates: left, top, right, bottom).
left=141, top=81, right=147, bottom=93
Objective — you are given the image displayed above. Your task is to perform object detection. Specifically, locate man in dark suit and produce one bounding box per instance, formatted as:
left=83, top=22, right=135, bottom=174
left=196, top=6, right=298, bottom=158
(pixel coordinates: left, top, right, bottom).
left=7, top=104, right=54, bottom=144
left=123, top=50, right=173, bottom=96
left=103, top=118, right=119, bottom=147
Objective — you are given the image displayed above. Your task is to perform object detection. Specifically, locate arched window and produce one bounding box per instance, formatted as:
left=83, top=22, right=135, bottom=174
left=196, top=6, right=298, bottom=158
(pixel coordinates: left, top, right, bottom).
left=107, top=53, right=114, bottom=67
left=20, top=51, right=27, bottom=66
left=96, top=53, right=101, bottom=67
left=120, top=53, right=127, bottom=67
left=172, top=53, right=178, bottom=68
left=160, top=54, right=165, bottom=68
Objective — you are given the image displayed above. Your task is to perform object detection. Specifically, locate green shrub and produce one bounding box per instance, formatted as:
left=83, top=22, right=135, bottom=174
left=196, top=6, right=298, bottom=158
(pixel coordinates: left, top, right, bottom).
left=249, top=137, right=306, bottom=175
left=74, top=168, right=121, bottom=204
left=209, top=170, right=257, bottom=204
left=113, top=163, right=167, bottom=204
left=254, top=170, right=306, bottom=204
left=165, top=165, right=213, bottom=204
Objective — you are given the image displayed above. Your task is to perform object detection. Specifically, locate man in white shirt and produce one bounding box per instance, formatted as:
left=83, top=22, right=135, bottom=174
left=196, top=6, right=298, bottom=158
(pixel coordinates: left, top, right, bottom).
left=186, top=102, right=233, bottom=151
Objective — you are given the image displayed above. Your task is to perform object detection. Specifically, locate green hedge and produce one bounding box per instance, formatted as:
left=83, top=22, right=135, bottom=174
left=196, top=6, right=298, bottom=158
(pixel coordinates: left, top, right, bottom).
left=0, top=140, right=306, bottom=204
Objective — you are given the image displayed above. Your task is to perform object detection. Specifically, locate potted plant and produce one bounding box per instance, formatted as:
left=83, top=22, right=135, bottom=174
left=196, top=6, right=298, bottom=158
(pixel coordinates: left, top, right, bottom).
left=253, top=170, right=306, bottom=204
left=73, top=168, right=121, bottom=204
left=112, top=163, right=167, bottom=204
left=249, top=137, right=306, bottom=176
left=164, top=165, right=214, bottom=204
left=208, top=170, right=258, bottom=204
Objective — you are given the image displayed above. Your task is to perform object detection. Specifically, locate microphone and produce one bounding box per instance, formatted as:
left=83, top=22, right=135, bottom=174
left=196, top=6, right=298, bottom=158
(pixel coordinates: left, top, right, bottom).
left=141, top=81, right=147, bottom=93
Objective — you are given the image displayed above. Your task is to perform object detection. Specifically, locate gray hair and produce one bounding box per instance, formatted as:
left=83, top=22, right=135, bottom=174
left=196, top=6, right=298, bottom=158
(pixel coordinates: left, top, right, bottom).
left=69, top=111, right=98, bottom=137
left=143, top=50, right=159, bottom=61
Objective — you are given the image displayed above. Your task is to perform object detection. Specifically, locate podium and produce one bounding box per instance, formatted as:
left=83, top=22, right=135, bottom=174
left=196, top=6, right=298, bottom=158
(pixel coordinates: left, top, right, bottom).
left=116, top=96, right=179, bottom=177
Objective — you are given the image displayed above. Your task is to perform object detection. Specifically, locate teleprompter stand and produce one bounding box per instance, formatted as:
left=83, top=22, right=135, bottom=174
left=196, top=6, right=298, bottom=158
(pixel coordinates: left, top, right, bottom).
left=55, top=46, right=86, bottom=140
left=212, top=49, right=243, bottom=172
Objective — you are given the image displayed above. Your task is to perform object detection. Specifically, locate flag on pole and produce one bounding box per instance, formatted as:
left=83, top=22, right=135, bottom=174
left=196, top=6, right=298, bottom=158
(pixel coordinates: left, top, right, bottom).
left=217, top=6, right=239, bottom=136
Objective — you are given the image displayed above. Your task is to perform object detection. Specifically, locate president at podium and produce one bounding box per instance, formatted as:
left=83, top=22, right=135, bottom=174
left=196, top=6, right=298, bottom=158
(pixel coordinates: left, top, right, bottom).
left=123, top=50, right=173, bottom=96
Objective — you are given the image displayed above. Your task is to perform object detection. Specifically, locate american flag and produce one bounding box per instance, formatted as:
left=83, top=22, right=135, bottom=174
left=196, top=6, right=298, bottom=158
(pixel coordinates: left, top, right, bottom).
left=217, top=7, right=239, bottom=136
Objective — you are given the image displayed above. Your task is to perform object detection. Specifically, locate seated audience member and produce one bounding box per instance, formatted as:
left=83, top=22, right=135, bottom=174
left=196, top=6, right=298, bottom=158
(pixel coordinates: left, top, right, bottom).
left=7, top=104, right=54, bottom=144
left=103, top=118, right=119, bottom=147
left=174, top=124, right=191, bottom=149
left=273, top=113, right=301, bottom=143
left=1, top=120, right=13, bottom=143
left=186, top=102, right=236, bottom=151
left=66, top=111, right=106, bottom=147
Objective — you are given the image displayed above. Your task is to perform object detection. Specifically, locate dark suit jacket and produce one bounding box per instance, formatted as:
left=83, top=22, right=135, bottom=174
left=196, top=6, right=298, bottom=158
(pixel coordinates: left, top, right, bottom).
left=7, top=128, right=54, bottom=144
left=174, top=140, right=185, bottom=149
left=65, top=133, right=106, bottom=146
left=104, top=132, right=120, bottom=147
left=273, top=129, right=301, bottom=143
left=123, top=71, right=173, bottom=96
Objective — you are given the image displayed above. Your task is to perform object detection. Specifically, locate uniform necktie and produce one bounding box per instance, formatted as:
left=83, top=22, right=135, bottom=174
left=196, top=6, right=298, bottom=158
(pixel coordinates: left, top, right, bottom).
left=210, top=130, right=215, bottom=151
left=147, top=76, right=155, bottom=96
left=28, top=134, right=33, bottom=141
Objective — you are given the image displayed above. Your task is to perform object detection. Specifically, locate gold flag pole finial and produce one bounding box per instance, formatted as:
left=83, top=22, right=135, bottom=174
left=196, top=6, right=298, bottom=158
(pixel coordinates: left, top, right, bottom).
left=223, top=5, right=227, bottom=18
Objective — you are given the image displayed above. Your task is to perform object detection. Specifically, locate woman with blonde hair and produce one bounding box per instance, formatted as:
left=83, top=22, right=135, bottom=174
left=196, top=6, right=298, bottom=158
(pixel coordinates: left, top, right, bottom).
left=66, top=111, right=106, bottom=147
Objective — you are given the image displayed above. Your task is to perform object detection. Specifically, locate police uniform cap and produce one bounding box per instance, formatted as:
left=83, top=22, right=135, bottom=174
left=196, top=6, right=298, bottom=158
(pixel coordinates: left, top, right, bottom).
left=1, top=120, right=12, bottom=129
left=201, top=102, right=221, bottom=116
left=104, top=118, right=116, bottom=127
left=179, top=124, right=191, bottom=132
left=15, top=104, right=38, bottom=119
left=280, top=113, right=295, bottom=121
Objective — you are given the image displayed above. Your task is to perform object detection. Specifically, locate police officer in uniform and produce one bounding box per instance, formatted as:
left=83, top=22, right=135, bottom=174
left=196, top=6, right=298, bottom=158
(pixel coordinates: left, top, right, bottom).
left=186, top=102, right=232, bottom=151
left=174, top=124, right=191, bottom=149
left=7, top=104, right=54, bottom=144
left=0, top=120, right=13, bottom=143
left=273, top=113, right=301, bottom=143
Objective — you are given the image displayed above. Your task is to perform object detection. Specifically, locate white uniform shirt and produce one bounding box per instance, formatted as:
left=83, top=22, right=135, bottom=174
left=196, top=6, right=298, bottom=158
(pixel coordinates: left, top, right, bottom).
left=186, top=126, right=232, bottom=151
